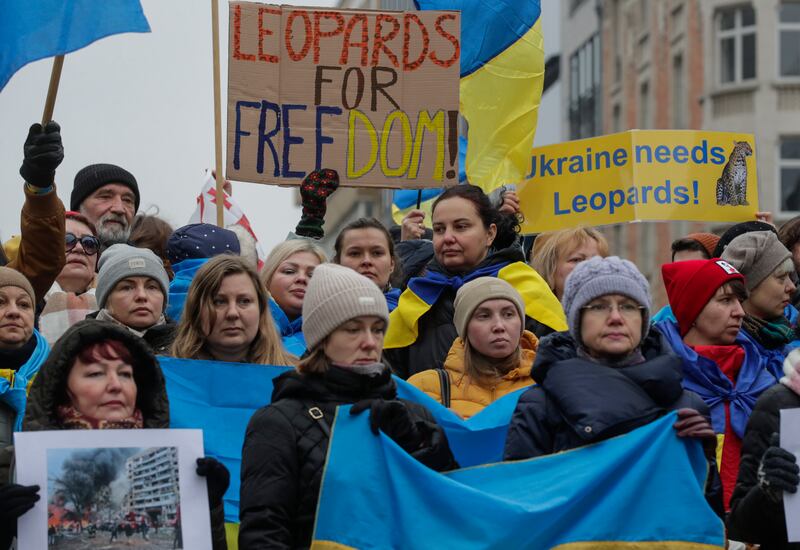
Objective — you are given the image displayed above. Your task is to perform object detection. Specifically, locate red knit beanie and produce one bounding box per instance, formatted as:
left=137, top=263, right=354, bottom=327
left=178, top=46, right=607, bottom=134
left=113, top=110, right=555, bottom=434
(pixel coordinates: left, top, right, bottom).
left=661, top=259, right=744, bottom=336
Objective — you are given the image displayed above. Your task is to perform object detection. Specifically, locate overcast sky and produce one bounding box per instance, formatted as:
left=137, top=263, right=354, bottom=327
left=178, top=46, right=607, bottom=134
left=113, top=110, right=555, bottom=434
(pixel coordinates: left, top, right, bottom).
left=0, top=0, right=335, bottom=252
left=0, top=0, right=560, bottom=250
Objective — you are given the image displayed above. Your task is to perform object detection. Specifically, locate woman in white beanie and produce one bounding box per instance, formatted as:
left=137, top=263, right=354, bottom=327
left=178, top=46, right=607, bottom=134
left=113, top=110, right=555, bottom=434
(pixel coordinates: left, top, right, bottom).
left=239, top=264, right=457, bottom=549
left=407, top=277, right=537, bottom=418
left=87, top=243, right=174, bottom=354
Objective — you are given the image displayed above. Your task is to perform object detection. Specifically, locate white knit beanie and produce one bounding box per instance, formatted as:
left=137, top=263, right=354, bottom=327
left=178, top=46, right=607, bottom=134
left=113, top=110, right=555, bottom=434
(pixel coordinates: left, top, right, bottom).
left=302, top=264, right=390, bottom=349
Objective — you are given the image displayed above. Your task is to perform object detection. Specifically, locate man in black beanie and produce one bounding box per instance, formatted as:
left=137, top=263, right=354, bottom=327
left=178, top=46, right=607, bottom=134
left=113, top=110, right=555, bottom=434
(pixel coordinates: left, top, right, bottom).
left=70, top=163, right=140, bottom=246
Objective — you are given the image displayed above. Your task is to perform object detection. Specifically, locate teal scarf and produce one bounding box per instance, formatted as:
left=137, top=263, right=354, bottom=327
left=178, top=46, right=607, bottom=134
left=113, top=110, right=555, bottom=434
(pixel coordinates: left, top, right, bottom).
left=0, top=330, right=50, bottom=431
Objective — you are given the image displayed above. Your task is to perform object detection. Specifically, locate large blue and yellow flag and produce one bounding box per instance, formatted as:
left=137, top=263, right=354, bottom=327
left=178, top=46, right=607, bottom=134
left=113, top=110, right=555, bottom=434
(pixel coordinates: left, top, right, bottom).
left=160, top=357, right=292, bottom=547
left=160, top=357, right=528, bottom=547
left=0, top=0, right=151, bottom=91
left=312, top=410, right=725, bottom=549
left=415, top=0, right=544, bottom=194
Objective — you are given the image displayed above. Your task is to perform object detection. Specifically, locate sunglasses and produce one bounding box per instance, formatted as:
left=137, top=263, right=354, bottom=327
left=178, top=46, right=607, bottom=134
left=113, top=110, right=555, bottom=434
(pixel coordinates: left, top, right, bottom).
left=65, top=233, right=100, bottom=256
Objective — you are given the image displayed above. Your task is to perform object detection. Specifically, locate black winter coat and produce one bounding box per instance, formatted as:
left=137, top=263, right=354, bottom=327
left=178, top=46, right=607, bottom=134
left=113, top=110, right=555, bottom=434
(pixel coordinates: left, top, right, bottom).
left=727, top=384, right=800, bottom=549
left=385, top=247, right=554, bottom=379
left=238, top=365, right=456, bottom=550
left=504, top=329, right=723, bottom=516
left=504, top=329, right=709, bottom=458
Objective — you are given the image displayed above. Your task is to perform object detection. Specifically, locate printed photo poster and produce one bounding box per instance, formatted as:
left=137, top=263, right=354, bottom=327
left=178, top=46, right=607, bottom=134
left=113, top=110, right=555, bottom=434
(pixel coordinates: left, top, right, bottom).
left=518, top=130, right=759, bottom=233
left=226, top=3, right=461, bottom=188
left=14, top=429, right=210, bottom=550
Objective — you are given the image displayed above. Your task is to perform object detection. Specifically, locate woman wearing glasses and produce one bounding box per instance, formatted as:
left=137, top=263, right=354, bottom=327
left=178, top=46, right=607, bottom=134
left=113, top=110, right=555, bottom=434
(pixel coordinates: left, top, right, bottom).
left=504, top=257, right=722, bottom=513
left=39, top=212, right=101, bottom=345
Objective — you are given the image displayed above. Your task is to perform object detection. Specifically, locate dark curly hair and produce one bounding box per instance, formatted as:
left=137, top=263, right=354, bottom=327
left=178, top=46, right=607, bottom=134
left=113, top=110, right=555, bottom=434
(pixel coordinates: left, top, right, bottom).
left=431, top=184, right=521, bottom=250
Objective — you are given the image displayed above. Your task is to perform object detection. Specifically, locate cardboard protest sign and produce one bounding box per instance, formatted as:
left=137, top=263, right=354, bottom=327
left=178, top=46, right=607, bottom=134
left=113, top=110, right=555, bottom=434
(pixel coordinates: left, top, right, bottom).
left=14, top=429, right=210, bottom=549
left=518, top=130, right=758, bottom=234
left=226, top=3, right=460, bottom=188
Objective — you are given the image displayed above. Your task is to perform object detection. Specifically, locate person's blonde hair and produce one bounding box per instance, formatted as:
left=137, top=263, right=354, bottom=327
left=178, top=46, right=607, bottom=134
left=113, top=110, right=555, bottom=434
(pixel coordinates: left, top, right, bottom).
left=172, top=255, right=294, bottom=365
left=260, top=239, right=327, bottom=289
left=530, top=227, right=609, bottom=291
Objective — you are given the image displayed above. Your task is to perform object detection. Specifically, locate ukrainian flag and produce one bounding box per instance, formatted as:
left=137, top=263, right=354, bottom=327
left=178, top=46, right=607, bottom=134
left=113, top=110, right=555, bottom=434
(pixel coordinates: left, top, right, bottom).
left=385, top=260, right=567, bottom=349
left=415, top=0, right=544, bottom=194
left=312, top=411, right=724, bottom=549
left=391, top=136, right=468, bottom=224
left=160, top=357, right=528, bottom=547
left=160, top=357, right=292, bottom=549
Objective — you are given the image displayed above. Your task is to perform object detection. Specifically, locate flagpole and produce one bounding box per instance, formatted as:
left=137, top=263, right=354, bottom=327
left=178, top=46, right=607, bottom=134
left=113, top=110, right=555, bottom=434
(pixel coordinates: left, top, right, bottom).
left=211, top=0, right=225, bottom=227
left=42, top=55, right=64, bottom=125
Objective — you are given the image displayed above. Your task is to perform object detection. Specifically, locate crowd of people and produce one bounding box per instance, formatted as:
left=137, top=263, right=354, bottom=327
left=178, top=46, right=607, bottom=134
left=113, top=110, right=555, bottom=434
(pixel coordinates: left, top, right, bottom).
left=1, top=121, right=799, bottom=549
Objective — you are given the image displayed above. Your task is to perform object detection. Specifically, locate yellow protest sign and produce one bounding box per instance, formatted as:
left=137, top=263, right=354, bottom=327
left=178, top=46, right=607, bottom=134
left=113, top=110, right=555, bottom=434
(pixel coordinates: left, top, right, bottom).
left=518, top=130, right=758, bottom=233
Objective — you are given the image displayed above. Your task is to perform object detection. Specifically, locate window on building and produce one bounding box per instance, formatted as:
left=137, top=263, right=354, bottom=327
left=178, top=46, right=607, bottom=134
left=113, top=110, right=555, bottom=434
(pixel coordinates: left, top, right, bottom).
left=780, top=2, right=800, bottom=77
left=639, top=81, right=650, bottom=129
left=781, top=137, right=800, bottom=212
left=717, top=5, right=756, bottom=84
left=612, top=104, right=622, bottom=132
left=568, top=34, right=601, bottom=139
left=672, top=54, right=686, bottom=128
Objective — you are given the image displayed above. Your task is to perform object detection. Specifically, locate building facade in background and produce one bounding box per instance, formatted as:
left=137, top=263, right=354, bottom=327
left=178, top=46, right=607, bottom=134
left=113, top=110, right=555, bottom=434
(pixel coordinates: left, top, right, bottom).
left=561, top=0, right=800, bottom=306
left=125, top=447, right=180, bottom=524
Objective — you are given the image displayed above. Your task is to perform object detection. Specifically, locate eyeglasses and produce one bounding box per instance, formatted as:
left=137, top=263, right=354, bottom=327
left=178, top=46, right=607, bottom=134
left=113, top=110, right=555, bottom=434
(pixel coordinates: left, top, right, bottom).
left=581, top=302, right=645, bottom=319
left=65, top=233, right=100, bottom=256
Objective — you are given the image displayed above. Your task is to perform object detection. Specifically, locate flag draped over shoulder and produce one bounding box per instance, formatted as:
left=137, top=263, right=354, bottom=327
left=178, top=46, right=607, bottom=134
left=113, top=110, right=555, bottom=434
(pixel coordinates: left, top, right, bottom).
left=312, top=411, right=725, bottom=550
left=0, top=0, right=151, bottom=91
left=414, top=0, right=544, bottom=194
left=385, top=261, right=567, bottom=349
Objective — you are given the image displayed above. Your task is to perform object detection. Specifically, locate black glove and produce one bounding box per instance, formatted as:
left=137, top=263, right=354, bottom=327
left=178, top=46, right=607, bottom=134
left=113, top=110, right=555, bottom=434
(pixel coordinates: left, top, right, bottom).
left=673, top=408, right=717, bottom=459
left=758, top=433, right=799, bottom=502
left=295, top=169, right=339, bottom=239
left=196, top=457, right=230, bottom=508
left=19, top=121, right=64, bottom=188
left=0, top=483, right=40, bottom=535
left=350, top=399, right=427, bottom=452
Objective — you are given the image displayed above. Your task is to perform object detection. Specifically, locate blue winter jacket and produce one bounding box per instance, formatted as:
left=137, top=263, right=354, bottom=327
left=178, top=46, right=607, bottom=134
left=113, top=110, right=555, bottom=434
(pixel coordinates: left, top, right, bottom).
left=166, top=258, right=210, bottom=322
left=269, top=297, right=306, bottom=357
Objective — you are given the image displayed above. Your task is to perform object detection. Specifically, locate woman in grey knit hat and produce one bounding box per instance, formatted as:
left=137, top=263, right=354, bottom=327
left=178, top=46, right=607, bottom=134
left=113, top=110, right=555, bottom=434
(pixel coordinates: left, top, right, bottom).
left=239, top=264, right=457, bottom=549
left=721, top=230, right=800, bottom=355
left=85, top=243, right=175, bottom=354
left=503, top=256, right=723, bottom=515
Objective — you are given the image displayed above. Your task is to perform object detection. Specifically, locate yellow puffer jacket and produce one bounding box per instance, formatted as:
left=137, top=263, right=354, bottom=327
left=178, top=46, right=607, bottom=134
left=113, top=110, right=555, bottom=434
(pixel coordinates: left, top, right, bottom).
left=407, top=330, right=538, bottom=419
